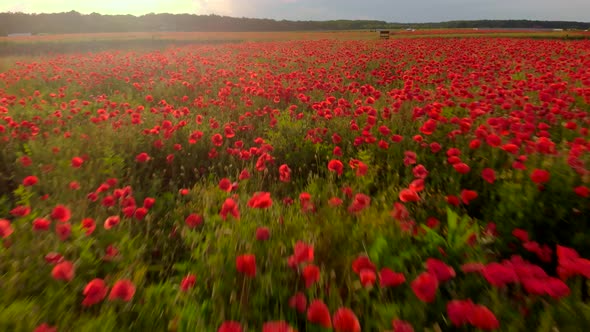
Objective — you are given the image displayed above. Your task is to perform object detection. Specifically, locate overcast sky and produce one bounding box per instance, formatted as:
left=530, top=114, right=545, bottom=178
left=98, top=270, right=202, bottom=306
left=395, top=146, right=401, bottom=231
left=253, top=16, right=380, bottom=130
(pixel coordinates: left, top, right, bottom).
left=1, top=0, right=589, bottom=23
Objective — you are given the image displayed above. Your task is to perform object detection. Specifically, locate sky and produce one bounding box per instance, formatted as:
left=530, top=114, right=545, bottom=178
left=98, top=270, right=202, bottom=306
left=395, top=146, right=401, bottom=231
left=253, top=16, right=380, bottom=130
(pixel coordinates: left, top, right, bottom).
left=1, top=0, right=589, bottom=23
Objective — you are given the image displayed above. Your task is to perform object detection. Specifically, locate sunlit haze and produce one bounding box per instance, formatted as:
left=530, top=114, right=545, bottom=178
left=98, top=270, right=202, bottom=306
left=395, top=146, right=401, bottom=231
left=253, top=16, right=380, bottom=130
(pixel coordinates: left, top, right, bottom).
left=1, top=0, right=589, bottom=22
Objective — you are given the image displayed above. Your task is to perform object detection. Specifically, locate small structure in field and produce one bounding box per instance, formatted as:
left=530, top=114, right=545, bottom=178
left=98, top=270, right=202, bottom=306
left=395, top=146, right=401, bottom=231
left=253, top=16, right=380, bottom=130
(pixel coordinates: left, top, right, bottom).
left=378, top=30, right=390, bottom=40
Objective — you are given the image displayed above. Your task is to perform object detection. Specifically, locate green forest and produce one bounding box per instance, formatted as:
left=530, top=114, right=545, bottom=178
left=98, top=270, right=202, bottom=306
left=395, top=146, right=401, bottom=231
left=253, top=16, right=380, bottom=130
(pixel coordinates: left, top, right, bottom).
left=1, top=11, right=589, bottom=35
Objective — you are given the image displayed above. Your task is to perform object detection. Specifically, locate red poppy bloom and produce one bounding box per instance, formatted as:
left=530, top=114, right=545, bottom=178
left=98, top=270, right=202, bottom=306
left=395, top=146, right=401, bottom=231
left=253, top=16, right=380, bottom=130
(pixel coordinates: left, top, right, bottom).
left=221, top=198, right=240, bottom=220
left=348, top=193, right=371, bottom=214
left=530, top=169, right=550, bottom=184
left=256, top=227, right=270, bottom=241
left=82, top=278, right=108, bottom=306
left=411, top=272, right=439, bottom=303
left=279, top=164, right=291, bottom=182
left=574, top=186, right=590, bottom=198
left=482, top=262, right=519, bottom=287
left=50, top=205, right=71, bottom=223
left=307, top=299, right=332, bottom=328
left=22, top=175, right=38, bottom=186
left=135, top=152, right=150, bottom=163
left=360, top=269, right=377, bottom=287
left=109, top=279, right=136, bottom=302
left=303, top=264, right=320, bottom=288
left=468, top=305, right=500, bottom=330
left=399, top=189, right=420, bottom=202
left=379, top=267, right=406, bottom=287
left=180, top=274, right=196, bottom=292
left=218, top=321, right=243, bottom=332
left=185, top=214, right=203, bottom=228
left=392, top=319, right=414, bottom=332
left=211, top=133, right=223, bottom=146
left=236, top=254, right=256, bottom=277
left=34, top=323, right=57, bottom=332
left=32, top=218, right=51, bottom=231
left=426, top=258, right=456, bottom=282
left=328, top=159, right=344, bottom=175
left=481, top=168, right=496, bottom=184
left=71, top=157, right=84, bottom=168
left=239, top=169, right=251, bottom=180
left=453, top=163, right=470, bottom=174
left=219, top=178, right=232, bottom=192
left=291, top=241, right=314, bottom=266
left=247, top=192, right=273, bottom=209
left=51, top=260, right=75, bottom=282
left=104, top=215, right=120, bottom=230
left=332, top=308, right=361, bottom=332
left=262, top=321, right=295, bottom=332
left=352, top=256, right=376, bottom=274
left=56, top=223, right=71, bottom=241
left=289, top=292, right=307, bottom=313
left=447, top=299, right=475, bottom=327
left=460, top=189, right=478, bottom=205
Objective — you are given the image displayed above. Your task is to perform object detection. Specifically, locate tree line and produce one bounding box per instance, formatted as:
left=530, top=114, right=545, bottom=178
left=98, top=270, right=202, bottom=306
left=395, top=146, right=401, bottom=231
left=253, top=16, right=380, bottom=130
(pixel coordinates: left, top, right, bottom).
left=1, top=11, right=588, bottom=35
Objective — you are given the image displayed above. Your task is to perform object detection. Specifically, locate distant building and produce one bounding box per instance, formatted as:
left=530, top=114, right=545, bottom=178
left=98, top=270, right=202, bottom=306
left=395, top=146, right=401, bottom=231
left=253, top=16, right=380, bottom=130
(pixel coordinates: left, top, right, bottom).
left=7, top=32, right=32, bottom=37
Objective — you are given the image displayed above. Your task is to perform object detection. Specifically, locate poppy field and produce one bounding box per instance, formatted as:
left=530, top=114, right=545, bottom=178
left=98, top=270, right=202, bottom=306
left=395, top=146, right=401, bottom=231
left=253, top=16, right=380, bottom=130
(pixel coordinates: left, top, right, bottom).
left=0, top=37, right=589, bottom=331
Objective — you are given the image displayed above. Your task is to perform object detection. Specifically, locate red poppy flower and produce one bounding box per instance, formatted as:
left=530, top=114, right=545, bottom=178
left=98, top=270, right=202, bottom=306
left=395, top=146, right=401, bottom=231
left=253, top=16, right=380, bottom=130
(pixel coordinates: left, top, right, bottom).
left=303, top=264, right=320, bottom=288
left=22, top=175, right=38, bottom=186
left=453, top=163, right=471, bottom=174
left=109, top=279, right=136, bottom=302
left=289, top=292, right=307, bottom=313
left=482, top=262, right=519, bottom=287
left=481, top=168, right=496, bottom=184
left=447, top=299, right=475, bottom=327
left=399, top=189, right=420, bottom=202
left=218, top=321, right=243, bottom=332
left=50, top=205, right=71, bottom=222
left=221, top=198, right=240, bottom=220
left=379, top=267, right=406, bottom=287
left=56, top=223, right=71, bottom=241
left=219, top=178, right=232, bottom=192
left=71, top=157, right=84, bottom=168
left=135, top=152, right=150, bottom=163
left=82, top=278, right=108, bottom=306
left=262, top=321, right=295, bottom=332
left=211, top=133, right=223, bottom=146
left=332, top=307, right=361, bottom=332
left=468, top=305, right=500, bottom=330
left=34, top=323, right=57, bottom=332
left=256, top=227, right=270, bottom=241
left=236, top=254, right=256, bottom=277
left=239, top=169, right=251, bottom=180
left=574, top=185, right=590, bottom=198
left=392, top=319, right=414, bottom=332
left=51, top=260, right=75, bottom=282
left=20, top=156, right=32, bottom=167
left=180, top=274, right=196, bottom=292
left=352, top=256, right=376, bottom=274
left=328, top=159, right=344, bottom=176
left=360, top=269, right=377, bottom=287
left=185, top=214, right=203, bottom=228
left=348, top=193, right=371, bottom=214
left=460, top=189, right=478, bottom=205
left=426, top=258, right=456, bottom=282
left=307, top=299, right=332, bottom=328
left=530, top=169, right=550, bottom=184
left=104, top=216, right=120, bottom=230
left=411, top=272, right=439, bottom=303
left=32, top=218, right=51, bottom=231
left=247, top=192, right=273, bottom=209
left=279, top=164, right=291, bottom=182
